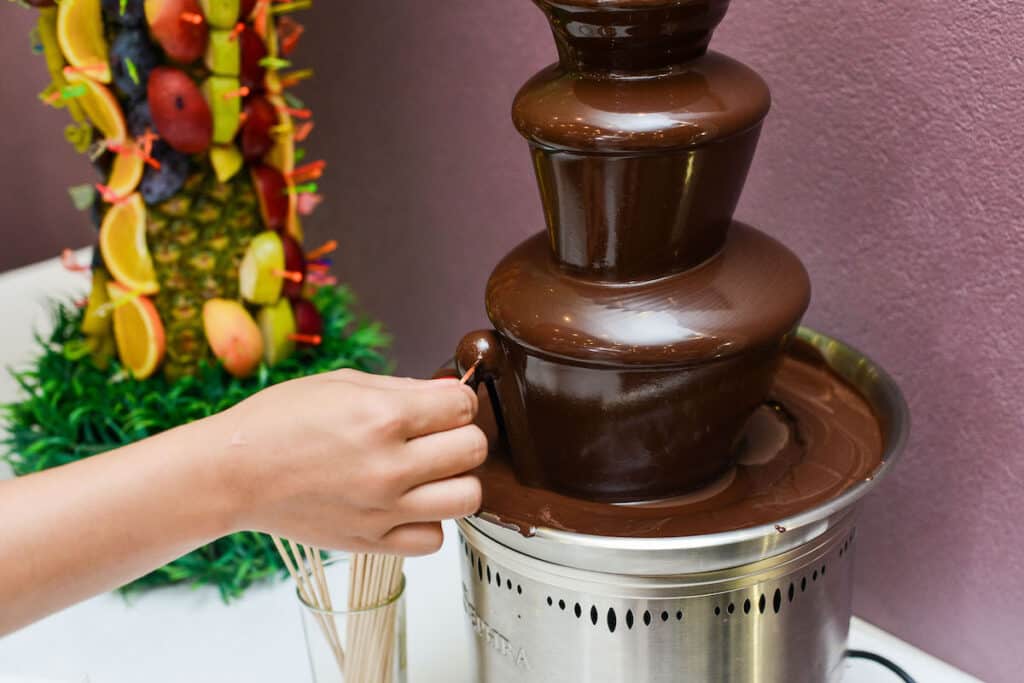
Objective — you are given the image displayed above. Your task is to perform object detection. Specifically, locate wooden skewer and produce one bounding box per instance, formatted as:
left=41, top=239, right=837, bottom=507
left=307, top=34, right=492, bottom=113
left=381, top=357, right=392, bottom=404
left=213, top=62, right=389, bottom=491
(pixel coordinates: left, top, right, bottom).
left=272, top=537, right=345, bottom=670
left=274, top=362, right=473, bottom=680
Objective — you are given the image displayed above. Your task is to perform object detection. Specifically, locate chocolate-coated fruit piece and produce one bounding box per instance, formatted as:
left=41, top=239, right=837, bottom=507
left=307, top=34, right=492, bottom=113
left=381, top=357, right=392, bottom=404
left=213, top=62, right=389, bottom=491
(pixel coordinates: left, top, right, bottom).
left=144, top=0, right=209, bottom=64
left=250, top=164, right=288, bottom=231
left=147, top=66, right=213, bottom=153
left=110, top=30, right=161, bottom=101
left=240, top=95, right=277, bottom=162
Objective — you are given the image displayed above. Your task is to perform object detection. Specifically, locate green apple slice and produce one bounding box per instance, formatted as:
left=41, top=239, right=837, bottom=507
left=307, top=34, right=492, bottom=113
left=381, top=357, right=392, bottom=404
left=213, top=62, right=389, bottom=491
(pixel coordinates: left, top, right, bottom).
left=202, top=75, right=242, bottom=145
left=199, top=0, right=241, bottom=29
left=258, top=298, right=297, bottom=367
left=239, top=231, right=285, bottom=304
left=210, top=143, right=244, bottom=182
left=205, top=29, right=241, bottom=77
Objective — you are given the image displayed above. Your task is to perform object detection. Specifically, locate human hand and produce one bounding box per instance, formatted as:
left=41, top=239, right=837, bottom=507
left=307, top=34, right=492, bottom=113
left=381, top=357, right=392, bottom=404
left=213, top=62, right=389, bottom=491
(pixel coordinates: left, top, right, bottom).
left=214, top=370, right=486, bottom=556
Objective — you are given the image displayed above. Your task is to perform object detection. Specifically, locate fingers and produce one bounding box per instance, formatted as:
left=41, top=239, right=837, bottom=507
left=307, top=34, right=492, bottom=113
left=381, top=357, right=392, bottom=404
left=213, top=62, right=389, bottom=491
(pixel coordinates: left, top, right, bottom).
left=403, top=425, right=488, bottom=485
left=377, top=522, right=445, bottom=556
left=393, top=475, right=482, bottom=524
left=326, top=369, right=460, bottom=391
left=392, top=383, right=478, bottom=438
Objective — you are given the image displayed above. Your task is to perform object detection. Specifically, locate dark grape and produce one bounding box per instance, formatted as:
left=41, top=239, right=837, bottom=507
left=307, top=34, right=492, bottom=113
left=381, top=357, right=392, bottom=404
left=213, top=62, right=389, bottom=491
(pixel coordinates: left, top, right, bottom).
left=101, top=0, right=145, bottom=26
left=140, top=141, right=190, bottom=205
left=110, top=30, right=161, bottom=102
left=127, top=101, right=156, bottom=139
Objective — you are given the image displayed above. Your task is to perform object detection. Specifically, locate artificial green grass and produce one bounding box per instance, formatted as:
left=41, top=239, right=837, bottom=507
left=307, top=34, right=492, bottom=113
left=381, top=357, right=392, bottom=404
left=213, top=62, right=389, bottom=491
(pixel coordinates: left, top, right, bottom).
left=3, top=285, right=389, bottom=600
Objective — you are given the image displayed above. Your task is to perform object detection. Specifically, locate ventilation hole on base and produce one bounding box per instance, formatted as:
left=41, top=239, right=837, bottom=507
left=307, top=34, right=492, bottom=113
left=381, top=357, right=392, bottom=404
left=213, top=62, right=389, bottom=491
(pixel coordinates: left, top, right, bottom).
left=626, top=610, right=634, bottom=629
left=477, top=558, right=482, bottom=581
left=517, top=585, right=522, bottom=594
left=821, top=565, right=827, bottom=576
left=506, top=579, right=512, bottom=590
left=495, top=572, right=501, bottom=586
left=743, top=599, right=751, bottom=614
left=558, top=599, right=565, bottom=610
left=773, top=589, right=782, bottom=614
left=661, top=611, right=669, bottom=622
left=644, top=610, right=652, bottom=626
left=486, top=566, right=491, bottom=584
left=759, top=594, right=767, bottom=614
left=590, top=606, right=598, bottom=626
left=801, top=578, right=807, bottom=592
left=676, top=611, right=683, bottom=621
left=574, top=603, right=582, bottom=618
left=607, top=609, right=617, bottom=633
left=813, top=570, right=818, bottom=581
left=788, top=583, right=795, bottom=602
left=546, top=596, right=552, bottom=607
left=727, top=603, right=735, bottom=615
left=714, top=606, right=721, bottom=616
left=464, top=543, right=469, bottom=557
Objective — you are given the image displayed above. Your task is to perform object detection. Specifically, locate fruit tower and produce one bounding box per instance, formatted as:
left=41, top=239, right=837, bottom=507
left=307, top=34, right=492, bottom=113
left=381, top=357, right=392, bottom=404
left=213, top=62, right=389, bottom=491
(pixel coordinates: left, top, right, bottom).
left=30, top=0, right=333, bottom=380
left=6, top=0, right=388, bottom=597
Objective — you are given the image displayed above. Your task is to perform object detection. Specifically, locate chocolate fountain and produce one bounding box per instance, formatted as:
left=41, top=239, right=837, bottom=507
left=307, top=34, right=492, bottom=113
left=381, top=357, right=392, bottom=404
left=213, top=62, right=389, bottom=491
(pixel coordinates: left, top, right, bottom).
left=452, top=1, right=908, bottom=681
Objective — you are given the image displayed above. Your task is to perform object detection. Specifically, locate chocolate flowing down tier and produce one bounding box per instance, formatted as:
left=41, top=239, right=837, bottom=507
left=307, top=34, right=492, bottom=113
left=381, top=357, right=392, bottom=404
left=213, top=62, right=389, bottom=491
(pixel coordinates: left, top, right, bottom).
left=456, top=0, right=811, bottom=502
left=473, top=338, right=884, bottom=538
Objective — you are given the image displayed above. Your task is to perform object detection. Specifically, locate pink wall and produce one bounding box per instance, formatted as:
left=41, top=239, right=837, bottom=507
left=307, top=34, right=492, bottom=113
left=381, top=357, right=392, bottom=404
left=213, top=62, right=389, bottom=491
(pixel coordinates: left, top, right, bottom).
left=302, top=3, right=1023, bottom=680
left=3, top=1, right=1022, bottom=680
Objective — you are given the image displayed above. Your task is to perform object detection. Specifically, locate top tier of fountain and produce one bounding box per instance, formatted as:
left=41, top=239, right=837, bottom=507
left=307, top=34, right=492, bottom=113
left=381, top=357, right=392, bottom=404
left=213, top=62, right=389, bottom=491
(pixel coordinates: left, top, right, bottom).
left=514, top=0, right=768, bottom=281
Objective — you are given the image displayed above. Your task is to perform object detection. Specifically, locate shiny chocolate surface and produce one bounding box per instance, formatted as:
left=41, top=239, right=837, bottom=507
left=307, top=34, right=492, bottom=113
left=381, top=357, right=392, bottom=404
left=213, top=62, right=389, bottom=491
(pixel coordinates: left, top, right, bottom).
left=474, top=340, right=884, bottom=537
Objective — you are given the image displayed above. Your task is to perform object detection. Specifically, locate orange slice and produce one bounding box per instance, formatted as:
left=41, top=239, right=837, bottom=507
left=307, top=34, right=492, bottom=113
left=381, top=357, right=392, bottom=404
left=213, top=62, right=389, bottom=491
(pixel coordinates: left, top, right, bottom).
left=57, top=0, right=112, bottom=84
left=63, top=76, right=126, bottom=142
left=105, top=282, right=166, bottom=380
left=61, top=77, right=143, bottom=196
left=99, top=193, right=159, bottom=295
left=107, top=151, right=145, bottom=198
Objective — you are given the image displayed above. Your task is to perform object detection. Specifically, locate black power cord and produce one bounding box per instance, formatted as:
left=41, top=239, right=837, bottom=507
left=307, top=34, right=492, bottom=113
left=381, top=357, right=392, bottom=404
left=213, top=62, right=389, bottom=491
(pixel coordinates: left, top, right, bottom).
left=846, top=649, right=918, bottom=683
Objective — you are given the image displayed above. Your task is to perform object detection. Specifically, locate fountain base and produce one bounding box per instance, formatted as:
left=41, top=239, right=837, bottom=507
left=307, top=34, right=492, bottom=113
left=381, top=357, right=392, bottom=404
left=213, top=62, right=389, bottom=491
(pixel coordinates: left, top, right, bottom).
left=457, top=328, right=907, bottom=682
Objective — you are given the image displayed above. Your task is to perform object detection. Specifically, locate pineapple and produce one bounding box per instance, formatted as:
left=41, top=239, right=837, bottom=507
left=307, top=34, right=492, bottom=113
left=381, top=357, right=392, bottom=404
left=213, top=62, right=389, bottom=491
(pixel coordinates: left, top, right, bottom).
left=147, top=162, right=261, bottom=379
left=33, top=0, right=321, bottom=380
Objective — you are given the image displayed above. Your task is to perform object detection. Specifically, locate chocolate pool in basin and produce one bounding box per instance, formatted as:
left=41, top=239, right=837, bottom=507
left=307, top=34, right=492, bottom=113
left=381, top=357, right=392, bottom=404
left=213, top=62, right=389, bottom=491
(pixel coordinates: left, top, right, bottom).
left=450, top=1, right=907, bottom=681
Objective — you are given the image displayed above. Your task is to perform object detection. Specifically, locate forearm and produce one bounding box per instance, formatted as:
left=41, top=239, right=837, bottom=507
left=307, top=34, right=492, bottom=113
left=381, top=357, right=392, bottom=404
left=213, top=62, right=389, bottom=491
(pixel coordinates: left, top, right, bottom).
left=0, top=412, right=238, bottom=635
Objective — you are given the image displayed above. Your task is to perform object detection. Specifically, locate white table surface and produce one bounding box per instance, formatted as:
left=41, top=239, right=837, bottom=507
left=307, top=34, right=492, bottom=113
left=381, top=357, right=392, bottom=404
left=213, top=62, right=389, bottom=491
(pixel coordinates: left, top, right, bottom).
left=0, top=253, right=982, bottom=683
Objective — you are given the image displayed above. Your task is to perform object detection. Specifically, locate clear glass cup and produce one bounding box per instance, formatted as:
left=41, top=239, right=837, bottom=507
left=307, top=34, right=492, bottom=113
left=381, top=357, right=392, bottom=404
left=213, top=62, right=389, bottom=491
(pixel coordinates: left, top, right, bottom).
left=296, top=556, right=407, bottom=683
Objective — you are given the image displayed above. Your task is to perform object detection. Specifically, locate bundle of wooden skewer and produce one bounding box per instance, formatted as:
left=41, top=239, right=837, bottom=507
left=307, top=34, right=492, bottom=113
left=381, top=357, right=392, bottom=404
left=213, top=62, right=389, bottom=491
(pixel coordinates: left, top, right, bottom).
left=273, top=363, right=479, bottom=680
left=274, top=539, right=404, bottom=682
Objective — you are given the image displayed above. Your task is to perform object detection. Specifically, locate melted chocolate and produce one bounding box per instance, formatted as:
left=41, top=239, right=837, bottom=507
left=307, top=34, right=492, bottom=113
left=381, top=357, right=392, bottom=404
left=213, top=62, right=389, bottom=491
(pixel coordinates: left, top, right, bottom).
left=474, top=341, right=884, bottom=538
left=454, top=0, right=812, bottom=501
